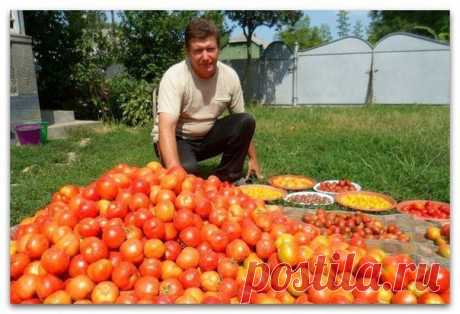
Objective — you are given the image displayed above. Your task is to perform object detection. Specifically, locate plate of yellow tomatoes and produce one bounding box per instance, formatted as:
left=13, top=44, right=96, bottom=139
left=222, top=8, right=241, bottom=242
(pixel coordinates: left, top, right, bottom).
left=335, top=191, right=397, bottom=212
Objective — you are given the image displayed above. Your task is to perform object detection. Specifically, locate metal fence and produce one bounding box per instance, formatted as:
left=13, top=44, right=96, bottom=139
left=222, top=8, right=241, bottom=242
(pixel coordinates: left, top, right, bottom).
left=223, top=32, right=450, bottom=105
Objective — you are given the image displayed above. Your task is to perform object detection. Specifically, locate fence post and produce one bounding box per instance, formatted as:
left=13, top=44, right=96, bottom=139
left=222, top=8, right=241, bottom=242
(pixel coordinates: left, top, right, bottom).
left=292, top=42, right=299, bottom=106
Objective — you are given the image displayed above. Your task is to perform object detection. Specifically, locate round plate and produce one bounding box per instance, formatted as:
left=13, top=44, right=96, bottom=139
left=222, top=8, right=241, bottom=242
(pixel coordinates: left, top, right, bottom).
left=268, top=175, right=316, bottom=191
left=284, top=191, right=334, bottom=206
left=313, top=180, right=361, bottom=196
left=238, top=184, right=287, bottom=201
left=336, top=191, right=397, bottom=212
left=396, top=200, right=450, bottom=222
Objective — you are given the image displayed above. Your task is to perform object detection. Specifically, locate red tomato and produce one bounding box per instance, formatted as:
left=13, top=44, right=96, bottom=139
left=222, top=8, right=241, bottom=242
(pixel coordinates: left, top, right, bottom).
left=14, top=274, right=39, bottom=300
left=80, top=237, right=109, bottom=263
left=173, top=209, right=194, bottom=231
left=65, top=275, right=94, bottom=301
left=179, top=226, right=201, bottom=247
left=76, top=217, right=101, bottom=237
left=112, top=261, right=139, bottom=290
left=40, top=247, right=70, bottom=275
left=69, top=254, right=89, bottom=277
left=221, top=221, right=242, bottom=241
left=96, top=178, right=119, bottom=200
left=139, top=258, right=162, bottom=278
left=120, top=238, right=144, bottom=264
left=91, top=281, right=119, bottom=304
left=159, top=278, right=184, bottom=301
left=226, top=239, right=250, bottom=263
left=176, top=247, right=200, bottom=270
left=155, top=200, right=176, bottom=222
left=217, top=257, right=239, bottom=279
left=87, top=258, right=113, bottom=282
left=179, top=268, right=201, bottom=288
left=134, top=276, right=160, bottom=301
left=106, top=201, right=128, bottom=219
left=131, top=178, right=150, bottom=195
left=77, top=200, right=99, bottom=219
left=143, top=217, right=165, bottom=239
left=175, top=192, right=196, bottom=211
left=164, top=241, right=181, bottom=261
left=391, top=290, right=417, bottom=304
left=199, top=250, right=219, bottom=271
left=129, top=193, right=150, bottom=211
left=102, top=224, right=126, bottom=249
left=208, top=230, right=229, bottom=252
left=36, top=274, right=64, bottom=300
left=11, top=252, right=30, bottom=279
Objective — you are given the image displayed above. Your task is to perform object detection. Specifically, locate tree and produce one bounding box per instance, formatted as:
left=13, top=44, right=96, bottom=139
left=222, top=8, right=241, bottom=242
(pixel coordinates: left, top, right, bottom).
left=353, top=20, right=365, bottom=39
left=337, top=10, right=351, bottom=38
left=119, top=11, right=230, bottom=82
left=277, top=16, right=331, bottom=50
left=23, top=11, right=86, bottom=110
left=367, top=11, right=450, bottom=44
left=225, top=10, right=302, bottom=98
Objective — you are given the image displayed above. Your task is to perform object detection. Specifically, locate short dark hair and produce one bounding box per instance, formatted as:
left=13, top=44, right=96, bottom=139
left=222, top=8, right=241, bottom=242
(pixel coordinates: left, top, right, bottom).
left=185, top=18, right=220, bottom=49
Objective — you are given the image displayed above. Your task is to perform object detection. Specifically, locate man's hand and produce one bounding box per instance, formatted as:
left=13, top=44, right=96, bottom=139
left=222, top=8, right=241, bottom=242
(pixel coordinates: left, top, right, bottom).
left=246, top=157, right=263, bottom=180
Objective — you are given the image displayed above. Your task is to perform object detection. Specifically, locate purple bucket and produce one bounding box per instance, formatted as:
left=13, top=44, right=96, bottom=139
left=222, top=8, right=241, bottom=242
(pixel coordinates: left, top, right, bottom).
left=15, top=124, right=41, bottom=145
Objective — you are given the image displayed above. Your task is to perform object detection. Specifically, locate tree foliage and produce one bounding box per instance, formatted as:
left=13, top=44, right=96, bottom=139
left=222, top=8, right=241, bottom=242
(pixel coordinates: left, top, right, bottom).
left=277, top=15, right=332, bottom=50
left=367, top=11, right=450, bottom=44
left=336, top=11, right=351, bottom=38
left=352, top=20, right=365, bottom=39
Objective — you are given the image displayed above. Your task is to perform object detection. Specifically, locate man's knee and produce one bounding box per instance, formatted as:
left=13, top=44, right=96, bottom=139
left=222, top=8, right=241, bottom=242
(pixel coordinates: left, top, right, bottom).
left=181, top=160, right=199, bottom=175
left=234, top=112, right=255, bottom=134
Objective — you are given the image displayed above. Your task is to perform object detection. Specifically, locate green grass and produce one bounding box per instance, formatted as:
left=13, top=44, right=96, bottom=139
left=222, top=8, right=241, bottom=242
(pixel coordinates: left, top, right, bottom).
left=10, top=105, right=449, bottom=225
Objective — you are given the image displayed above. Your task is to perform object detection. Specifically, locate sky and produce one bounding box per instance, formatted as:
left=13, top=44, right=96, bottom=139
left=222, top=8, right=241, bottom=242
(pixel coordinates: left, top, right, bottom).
left=229, top=10, right=372, bottom=43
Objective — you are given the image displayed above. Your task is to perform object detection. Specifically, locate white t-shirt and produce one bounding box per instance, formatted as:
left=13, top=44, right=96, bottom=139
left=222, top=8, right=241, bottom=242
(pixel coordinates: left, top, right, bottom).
left=152, top=59, right=245, bottom=142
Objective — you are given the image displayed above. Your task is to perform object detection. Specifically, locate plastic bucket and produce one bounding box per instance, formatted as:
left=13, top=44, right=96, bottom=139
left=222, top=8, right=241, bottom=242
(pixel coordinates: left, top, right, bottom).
left=39, top=121, right=49, bottom=143
left=15, top=124, right=41, bottom=145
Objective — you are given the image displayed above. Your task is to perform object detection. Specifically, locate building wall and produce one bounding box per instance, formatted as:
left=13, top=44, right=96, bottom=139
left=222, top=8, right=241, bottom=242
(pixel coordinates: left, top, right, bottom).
left=10, top=33, right=41, bottom=135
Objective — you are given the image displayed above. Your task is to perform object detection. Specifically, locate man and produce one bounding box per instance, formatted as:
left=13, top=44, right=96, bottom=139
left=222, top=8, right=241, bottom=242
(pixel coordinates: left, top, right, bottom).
left=152, top=18, right=262, bottom=183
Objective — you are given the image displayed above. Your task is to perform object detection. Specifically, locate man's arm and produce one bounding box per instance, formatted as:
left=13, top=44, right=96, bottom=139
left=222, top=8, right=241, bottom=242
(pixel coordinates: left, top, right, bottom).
left=247, top=140, right=263, bottom=179
left=159, top=112, right=181, bottom=168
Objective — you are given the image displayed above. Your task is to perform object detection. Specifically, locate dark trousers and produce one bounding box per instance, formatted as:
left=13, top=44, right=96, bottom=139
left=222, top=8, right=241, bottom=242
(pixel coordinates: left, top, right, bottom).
left=154, top=112, right=255, bottom=182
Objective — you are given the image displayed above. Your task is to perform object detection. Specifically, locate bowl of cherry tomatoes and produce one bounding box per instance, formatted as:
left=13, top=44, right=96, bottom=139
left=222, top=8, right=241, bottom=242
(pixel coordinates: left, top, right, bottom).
left=396, top=200, right=450, bottom=222
left=313, top=179, right=361, bottom=197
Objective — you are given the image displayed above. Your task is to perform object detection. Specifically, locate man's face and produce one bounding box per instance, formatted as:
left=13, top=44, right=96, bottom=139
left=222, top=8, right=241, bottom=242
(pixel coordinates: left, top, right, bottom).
left=187, top=36, right=219, bottom=79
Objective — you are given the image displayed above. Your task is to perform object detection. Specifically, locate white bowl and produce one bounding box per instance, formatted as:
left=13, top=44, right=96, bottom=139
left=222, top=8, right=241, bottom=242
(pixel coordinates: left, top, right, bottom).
left=284, top=191, right=334, bottom=206
left=313, top=180, right=362, bottom=197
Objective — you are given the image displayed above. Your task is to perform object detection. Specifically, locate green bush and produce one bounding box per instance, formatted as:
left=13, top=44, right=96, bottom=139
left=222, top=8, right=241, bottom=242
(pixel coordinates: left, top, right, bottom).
left=102, top=75, right=156, bottom=126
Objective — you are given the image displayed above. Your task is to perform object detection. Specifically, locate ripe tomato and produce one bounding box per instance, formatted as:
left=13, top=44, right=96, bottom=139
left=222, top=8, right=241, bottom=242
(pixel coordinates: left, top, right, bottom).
left=200, top=271, right=221, bottom=292
left=77, top=200, right=99, bottom=219
left=226, top=239, right=250, bottom=263
left=218, top=278, right=238, bottom=299
left=96, top=178, right=119, bottom=200
left=40, top=247, right=70, bottom=275
left=217, top=257, right=239, bottom=279
left=54, top=231, right=80, bottom=257
left=144, top=239, right=165, bottom=259
left=179, top=268, right=201, bottom=288
left=194, top=194, right=212, bottom=218
left=208, top=230, right=229, bottom=252
left=179, top=226, right=201, bottom=247
left=155, top=200, right=176, bottom=222
left=176, top=247, right=200, bottom=270
left=120, top=238, right=144, bottom=264
left=159, top=278, right=184, bottom=301
left=82, top=184, right=100, bottom=201
left=65, top=275, right=94, bottom=301
left=36, top=274, right=64, bottom=300
left=106, top=201, right=128, bottom=219
left=43, top=290, right=72, bottom=304
left=173, top=209, right=194, bottom=230
left=68, top=254, right=89, bottom=277
left=164, top=241, right=181, bottom=261
left=221, top=221, right=242, bottom=241
left=112, top=261, right=139, bottom=290
left=91, top=281, right=119, bottom=304
left=11, top=252, right=30, bottom=279
left=209, top=208, right=228, bottom=226
left=76, top=217, right=101, bottom=237
left=164, top=222, right=178, bottom=240
left=102, top=224, right=126, bottom=249
left=139, top=258, right=162, bottom=278
left=256, top=238, right=276, bottom=259
left=161, top=260, right=183, bottom=280
left=87, top=258, right=113, bottom=282
left=129, top=193, right=150, bottom=211
left=199, top=250, right=219, bottom=271
left=175, top=192, right=196, bottom=211
left=13, top=274, right=39, bottom=300
left=134, top=276, right=160, bottom=301
left=143, top=217, right=165, bottom=239
left=80, top=237, right=109, bottom=263
left=241, top=224, right=262, bottom=246
left=131, top=178, right=151, bottom=195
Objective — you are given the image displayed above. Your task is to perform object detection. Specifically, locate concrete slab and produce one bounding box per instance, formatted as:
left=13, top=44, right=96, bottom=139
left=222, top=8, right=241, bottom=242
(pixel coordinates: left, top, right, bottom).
left=47, top=120, right=102, bottom=139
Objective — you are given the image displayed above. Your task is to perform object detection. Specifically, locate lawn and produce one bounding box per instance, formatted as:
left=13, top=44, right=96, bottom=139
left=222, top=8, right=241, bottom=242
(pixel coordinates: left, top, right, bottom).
left=10, top=105, right=450, bottom=225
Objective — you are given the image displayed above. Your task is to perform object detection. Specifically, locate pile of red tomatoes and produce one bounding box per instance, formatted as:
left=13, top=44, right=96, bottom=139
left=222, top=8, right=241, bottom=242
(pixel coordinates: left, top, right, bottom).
left=10, top=162, right=450, bottom=304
